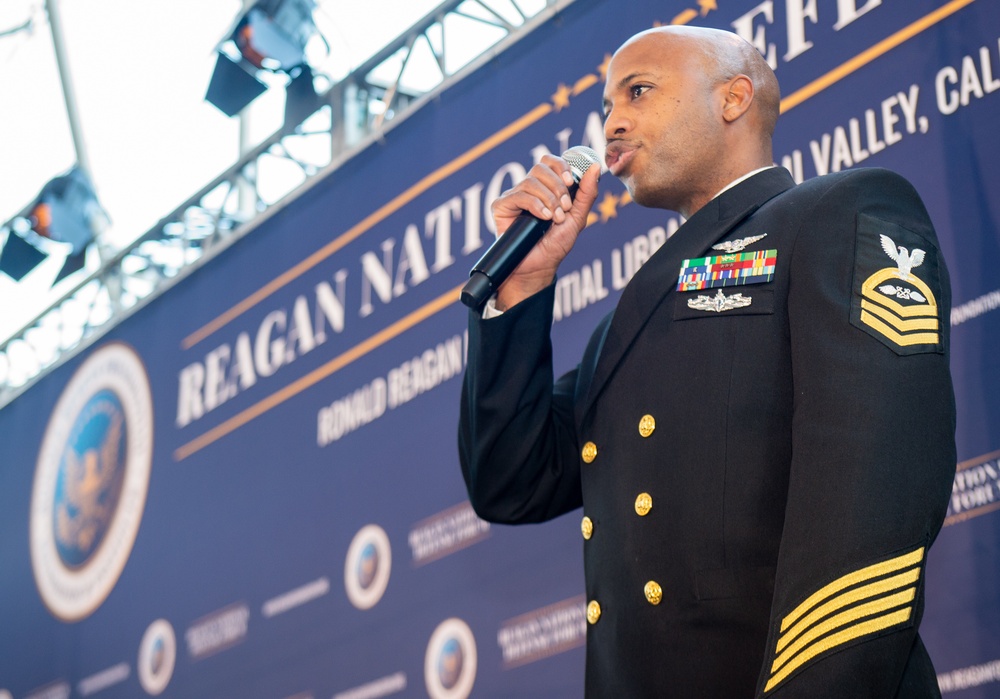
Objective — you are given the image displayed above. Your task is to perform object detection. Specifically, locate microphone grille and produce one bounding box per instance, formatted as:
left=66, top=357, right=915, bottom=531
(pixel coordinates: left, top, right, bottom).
left=562, top=146, right=601, bottom=182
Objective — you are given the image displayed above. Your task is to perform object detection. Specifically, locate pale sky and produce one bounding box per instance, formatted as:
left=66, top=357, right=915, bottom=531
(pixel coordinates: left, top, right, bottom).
left=0, top=0, right=508, bottom=343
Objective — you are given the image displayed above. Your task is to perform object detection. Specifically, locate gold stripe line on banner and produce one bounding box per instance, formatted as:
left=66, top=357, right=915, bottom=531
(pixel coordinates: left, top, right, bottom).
left=776, top=567, right=921, bottom=653
left=765, top=607, right=913, bottom=693
left=772, top=587, right=916, bottom=674
left=173, top=283, right=464, bottom=461
left=180, top=102, right=554, bottom=350
left=860, top=311, right=939, bottom=346
left=780, top=547, right=923, bottom=632
left=573, top=74, right=599, bottom=94
left=780, top=0, right=978, bottom=113
left=957, top=448, right=1000, bottom=472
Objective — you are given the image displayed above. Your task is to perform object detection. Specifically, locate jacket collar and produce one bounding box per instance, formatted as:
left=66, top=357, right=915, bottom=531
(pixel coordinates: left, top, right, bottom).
left=576, top=167, right=796, bottom=425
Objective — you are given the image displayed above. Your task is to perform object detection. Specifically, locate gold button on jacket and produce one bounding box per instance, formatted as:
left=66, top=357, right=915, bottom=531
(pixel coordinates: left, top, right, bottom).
left=644, top=581, right=663, bottom=605
left=581, top=441, right=598, bottom=463
left=634, top=492, right=652, bottom=516
left=587, top=600, right=602, bottom=624
left=638, top=414, right=656, bottom=437
left=581, top=516, right=593, bottom=540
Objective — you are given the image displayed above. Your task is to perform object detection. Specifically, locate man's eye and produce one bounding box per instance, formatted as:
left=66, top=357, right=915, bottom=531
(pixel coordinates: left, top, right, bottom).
left=630, top=84, right=649, bottom=99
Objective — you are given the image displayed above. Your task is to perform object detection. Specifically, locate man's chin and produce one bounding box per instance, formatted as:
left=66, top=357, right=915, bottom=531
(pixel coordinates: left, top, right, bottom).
left=624, top=182, right=654, bottom=208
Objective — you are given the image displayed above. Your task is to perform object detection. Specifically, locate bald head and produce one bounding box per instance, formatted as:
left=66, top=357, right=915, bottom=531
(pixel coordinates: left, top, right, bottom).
left=601, top=26, right=781, bottom=216
left=622, top=26, right=780, bottom=138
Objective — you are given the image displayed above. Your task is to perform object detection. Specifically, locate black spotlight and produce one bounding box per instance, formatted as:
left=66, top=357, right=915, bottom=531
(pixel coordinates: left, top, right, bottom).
left=0, top=167, right=105, bottom=283
left=205, top=0, right=325, bottom=119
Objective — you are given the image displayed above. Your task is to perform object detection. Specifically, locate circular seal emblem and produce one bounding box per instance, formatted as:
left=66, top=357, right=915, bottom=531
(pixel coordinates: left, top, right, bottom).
left=29, top=342, right=153, bottom=622
left=424, top=618, right=477, bottom=699
left=137, top=618, right=176, bottom=695
left=344, top=524, right=392, bottom=610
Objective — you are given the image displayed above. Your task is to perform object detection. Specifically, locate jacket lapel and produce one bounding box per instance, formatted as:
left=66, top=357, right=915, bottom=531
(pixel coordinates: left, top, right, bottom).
left=577, top=168, right=796, bottom=424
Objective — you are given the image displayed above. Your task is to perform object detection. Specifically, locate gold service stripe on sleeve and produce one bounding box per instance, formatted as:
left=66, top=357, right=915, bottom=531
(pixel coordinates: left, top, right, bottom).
left=779, top=547, right=924, bottom=633
left=776, top=566, right=921, bottom=653
left=771, top=587, right=916, bottom=675
left=765, top=607, right=913, bottom=693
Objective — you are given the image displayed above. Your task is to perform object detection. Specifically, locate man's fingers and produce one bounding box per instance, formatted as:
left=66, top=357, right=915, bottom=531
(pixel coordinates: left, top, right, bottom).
left=490, top=156, right=598, bottom=235
left=492, top=163, right=574, bottom=232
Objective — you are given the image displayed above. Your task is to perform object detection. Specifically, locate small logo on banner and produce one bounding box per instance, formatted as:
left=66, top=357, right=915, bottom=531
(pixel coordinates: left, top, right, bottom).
left=497, top=596, right=587, bottom=668
left=945, top=449, right=1000, bottom=526
left=30, top=343, right=153, bottom=622
left=425, top=618, right=477, bottom=699
left=138, top=619, right=176, bottom=695
left=345, top=524, right=392, bottom=610
left=677, top=249, right=777, bottom=292
left=408, top=502, right=490, bottom=566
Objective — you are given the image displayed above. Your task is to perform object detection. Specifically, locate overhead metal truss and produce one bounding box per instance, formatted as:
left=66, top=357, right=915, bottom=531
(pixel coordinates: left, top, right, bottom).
left=0, top=0, right=573, bottom=409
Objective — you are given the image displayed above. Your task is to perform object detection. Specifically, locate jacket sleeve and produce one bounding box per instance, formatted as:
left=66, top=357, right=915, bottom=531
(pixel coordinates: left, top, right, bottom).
left=757, top=169, right=957, bottom=697
left=458, top=283, right=584, bottom=524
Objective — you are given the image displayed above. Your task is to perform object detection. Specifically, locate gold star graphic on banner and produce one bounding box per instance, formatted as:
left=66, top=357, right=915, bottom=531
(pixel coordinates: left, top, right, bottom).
left=671, top=9, right=697, bottom=25
left=597, top=54, right=612, bottom=81
left=699, top=0, right=718, bottom=15
left=552, top=84, right=572, bottom=111
left=597, top=192, right=620, bottom=222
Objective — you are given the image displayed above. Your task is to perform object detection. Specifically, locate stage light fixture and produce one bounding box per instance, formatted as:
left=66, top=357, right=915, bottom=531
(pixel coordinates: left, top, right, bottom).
left=204, top=0, right=326, bottom=119
left=0, top=166, right=105, bottom=283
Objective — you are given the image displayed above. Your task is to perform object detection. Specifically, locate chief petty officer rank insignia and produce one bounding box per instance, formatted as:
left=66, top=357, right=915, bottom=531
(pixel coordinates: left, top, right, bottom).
left=850, top=213, right=944, bottom=355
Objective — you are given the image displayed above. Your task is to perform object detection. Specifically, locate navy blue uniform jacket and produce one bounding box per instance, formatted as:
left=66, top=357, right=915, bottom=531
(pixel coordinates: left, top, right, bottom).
left=459, top=167, right=956, bottom=697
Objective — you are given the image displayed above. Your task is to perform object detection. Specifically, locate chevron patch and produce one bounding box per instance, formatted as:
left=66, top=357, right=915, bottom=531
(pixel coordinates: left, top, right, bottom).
left=763, top=547, right=924, bottom=693
left=850, top=214, right=943, bottom=355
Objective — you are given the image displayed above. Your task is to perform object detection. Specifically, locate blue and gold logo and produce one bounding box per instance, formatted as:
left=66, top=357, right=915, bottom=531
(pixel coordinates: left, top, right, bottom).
left=357, top=541, right=380, bottom=591
left=53, top=389, right=128, bottom=569
left=344, top=524, right=392, bottom=610
left=138, top=618, right=176, bottom=695
left=30, top=343, right=153, bottom=622
left=425, top=618, right=477, bottom=699
left=438, top=638, right=465, bottom=689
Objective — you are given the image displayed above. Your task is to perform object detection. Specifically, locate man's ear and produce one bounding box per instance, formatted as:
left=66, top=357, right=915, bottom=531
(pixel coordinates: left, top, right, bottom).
left=722, top=74, right=754, bottom=123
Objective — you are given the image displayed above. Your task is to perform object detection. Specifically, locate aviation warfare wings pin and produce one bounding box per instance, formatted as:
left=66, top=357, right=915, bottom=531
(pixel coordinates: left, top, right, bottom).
left=712, top=233, right=768, bottom=253
left=850, top=214, right=943, bottom=355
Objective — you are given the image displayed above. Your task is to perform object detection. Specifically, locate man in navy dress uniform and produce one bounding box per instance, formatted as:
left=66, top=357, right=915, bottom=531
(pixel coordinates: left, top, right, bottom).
left=459, top=25, right=956, bottom=697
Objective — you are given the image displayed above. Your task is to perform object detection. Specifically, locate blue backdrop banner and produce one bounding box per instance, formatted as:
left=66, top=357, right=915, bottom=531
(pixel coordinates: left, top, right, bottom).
left=1, top=1, right=998, bottom=697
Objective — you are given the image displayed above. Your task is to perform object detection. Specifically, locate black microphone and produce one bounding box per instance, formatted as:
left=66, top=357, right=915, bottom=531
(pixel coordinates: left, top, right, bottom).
left=460, top=146, right=601, bottom=311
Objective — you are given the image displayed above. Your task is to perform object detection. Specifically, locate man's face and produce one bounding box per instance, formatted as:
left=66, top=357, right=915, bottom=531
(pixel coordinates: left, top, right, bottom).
left=602, top=34, right=726, bottom=214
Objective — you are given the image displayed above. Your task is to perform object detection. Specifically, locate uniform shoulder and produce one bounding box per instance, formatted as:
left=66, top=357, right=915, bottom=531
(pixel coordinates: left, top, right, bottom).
left=796, top=167, right=917, bottom=195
